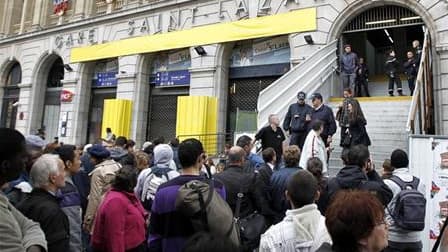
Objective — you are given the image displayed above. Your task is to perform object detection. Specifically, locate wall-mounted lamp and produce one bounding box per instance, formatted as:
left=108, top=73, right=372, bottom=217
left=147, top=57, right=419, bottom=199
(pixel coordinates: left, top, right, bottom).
left=194, top=46, right=207, bottom=56
left=63, top=64, right=73, bottom=72
left=304, top=35, right=314, bottom=45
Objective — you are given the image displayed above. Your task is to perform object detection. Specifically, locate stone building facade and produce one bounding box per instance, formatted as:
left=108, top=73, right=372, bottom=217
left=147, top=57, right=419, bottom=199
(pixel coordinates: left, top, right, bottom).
left=0, top=0, right=448, bottom=146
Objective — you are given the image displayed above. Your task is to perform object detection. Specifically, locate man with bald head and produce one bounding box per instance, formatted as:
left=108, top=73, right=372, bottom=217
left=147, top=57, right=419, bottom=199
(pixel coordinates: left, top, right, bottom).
left=215, top=146, right=259, bottom=217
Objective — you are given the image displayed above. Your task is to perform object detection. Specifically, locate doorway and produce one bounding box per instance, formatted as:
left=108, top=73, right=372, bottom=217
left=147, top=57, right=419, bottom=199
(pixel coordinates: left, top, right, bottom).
left=340, top=5, right=424, bottom=96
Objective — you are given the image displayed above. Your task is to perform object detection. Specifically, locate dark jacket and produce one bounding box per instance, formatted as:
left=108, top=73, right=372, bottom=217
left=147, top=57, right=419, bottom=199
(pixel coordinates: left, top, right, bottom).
left=356, top=63, right=369, bottom=81
left=270, top=166, right=302, bottom=223
left=283, top=103, right=313, bottom=133
left=255, top=163, right=276, bottom=221
left=214, top=165, right=258, bottom=218
left=60, top=177, right=82, bottom=252
left=311, top=105, right=337, bottom=143
left=341, top=118, right=371, bottom=147
left=321, top=165, right=393, bottom=213
left=385, top=56, right=401, bottom=76
left=17, top=188, right=70, bottom=252
left=340, top=52, right=358, bottom=74
left=403, top=58, right=418, bottom=79
left=316, top=242, right=333, bottom=252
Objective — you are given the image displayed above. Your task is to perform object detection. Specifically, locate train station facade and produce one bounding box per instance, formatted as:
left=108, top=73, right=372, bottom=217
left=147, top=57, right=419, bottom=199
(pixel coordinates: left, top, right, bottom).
left=0, top=0, right=448, bottom=146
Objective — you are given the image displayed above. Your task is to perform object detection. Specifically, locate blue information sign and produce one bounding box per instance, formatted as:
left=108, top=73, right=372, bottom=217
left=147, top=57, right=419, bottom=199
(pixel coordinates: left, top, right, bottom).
left=93, top=71, right=118, bottom=87
left=154, top=70, right=190, bottom=87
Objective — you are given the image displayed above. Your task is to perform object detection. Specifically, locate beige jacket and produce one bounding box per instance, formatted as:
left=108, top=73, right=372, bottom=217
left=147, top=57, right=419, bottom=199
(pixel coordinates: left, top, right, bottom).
left=0, top=193, right=47, bottom=252
left=83, top=159, right=121, bottom=232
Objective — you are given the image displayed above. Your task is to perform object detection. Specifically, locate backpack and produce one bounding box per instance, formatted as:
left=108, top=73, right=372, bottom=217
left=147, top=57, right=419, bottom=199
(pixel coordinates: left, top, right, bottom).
left=175, top=179, right=240, bottom=247
left=388, top=176, right=426, bottom=231
left=141, top=167, right=171, bottom=210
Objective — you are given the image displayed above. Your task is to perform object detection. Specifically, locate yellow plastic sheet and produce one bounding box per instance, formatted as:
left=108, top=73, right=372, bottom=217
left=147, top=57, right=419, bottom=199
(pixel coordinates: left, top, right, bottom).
left=101, top=99, right=133, bottom=139
left=71, top=7, right=316, bottom=63
left=176, top=96, right=218, bottom=155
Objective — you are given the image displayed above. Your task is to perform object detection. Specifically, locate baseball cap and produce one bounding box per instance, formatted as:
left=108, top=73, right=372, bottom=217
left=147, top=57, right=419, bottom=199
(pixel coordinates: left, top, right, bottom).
left=297, top=91, right=306, bottom=100
left=310, top=93, right=323, bottom=101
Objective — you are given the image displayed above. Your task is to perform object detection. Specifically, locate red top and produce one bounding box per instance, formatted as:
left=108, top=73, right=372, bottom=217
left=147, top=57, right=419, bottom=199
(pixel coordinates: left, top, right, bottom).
left=92, top=189, right=147, bottom=252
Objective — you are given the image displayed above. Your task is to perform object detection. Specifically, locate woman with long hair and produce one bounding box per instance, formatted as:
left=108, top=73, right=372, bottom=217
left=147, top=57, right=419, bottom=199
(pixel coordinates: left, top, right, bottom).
left=340, top=98, right=371, bottom=149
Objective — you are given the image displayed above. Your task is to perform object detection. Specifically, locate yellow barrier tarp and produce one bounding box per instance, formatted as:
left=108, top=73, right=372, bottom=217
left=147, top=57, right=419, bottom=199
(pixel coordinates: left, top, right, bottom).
left=102, top=99, right=133, bottom=139
left=176, top=96, right=218, bottom=155
left=71, top=7, right=316, bottom=63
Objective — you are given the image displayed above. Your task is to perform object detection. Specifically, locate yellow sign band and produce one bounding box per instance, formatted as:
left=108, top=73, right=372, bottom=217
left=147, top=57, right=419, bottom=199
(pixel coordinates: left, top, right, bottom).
left=70, top=7, right=317, bottom=63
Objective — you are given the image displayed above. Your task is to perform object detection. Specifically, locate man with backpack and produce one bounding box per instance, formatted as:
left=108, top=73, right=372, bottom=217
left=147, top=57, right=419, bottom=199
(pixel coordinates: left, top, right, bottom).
left=384, top=149, right=426, bottom=252
left=139, top=144, right=179, bottom=211
left=148, top=138, right=234, bottom=252
left=321, top=144, right=393, bottom=213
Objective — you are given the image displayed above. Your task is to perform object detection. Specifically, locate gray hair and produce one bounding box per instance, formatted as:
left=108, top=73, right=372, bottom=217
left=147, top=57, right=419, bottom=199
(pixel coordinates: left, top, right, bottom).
left=30, top=154, right=61, bottom=188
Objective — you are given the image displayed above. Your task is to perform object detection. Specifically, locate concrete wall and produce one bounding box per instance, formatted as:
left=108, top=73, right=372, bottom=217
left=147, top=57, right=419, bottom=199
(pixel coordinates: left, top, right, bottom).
left=0, top=0, right=447, bottom=144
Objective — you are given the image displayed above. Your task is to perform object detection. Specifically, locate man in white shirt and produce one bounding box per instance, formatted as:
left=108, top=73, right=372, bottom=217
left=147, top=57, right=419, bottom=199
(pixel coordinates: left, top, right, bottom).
left=260, top=170, right=331, bottom=252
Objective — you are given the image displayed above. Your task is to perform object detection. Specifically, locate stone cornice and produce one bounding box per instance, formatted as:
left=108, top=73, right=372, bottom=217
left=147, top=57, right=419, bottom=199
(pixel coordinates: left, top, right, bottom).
left=0, top=0, right=195, bottom=45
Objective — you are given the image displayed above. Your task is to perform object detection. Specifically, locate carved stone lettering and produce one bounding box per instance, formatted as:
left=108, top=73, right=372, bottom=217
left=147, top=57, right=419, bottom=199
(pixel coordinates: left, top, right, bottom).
left=88, top=29, right=96, bottom=44
left=128, top=20, right=135, bottom=35
left=259, top=0, right=271, bottom=12
left=169, top=10, right=180, bottom=31
left=140, top=18, right=150, bottom=33
left=66, top=34, right=74, bottom=47
left=77, top=31, right=85, bottom=44
left=283, top=0, right=299, bottom=6
left=55, top=35, right=64, bottom=48
left=235, top=0, right=248, bottom=16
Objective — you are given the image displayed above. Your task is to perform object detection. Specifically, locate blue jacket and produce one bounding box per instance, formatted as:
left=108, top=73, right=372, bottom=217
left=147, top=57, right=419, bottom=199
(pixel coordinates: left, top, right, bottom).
left=340, top=52, right=358, bottom=74
left=270, top=166, right=302, bottom=223
left=60, top=177, right=82, bottom=252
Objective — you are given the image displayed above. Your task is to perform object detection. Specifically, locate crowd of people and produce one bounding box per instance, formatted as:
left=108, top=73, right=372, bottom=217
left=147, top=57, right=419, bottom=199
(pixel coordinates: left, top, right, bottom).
left=0, top=114, right=430, bottom=252
left=339, top=40, right=421, bottom=97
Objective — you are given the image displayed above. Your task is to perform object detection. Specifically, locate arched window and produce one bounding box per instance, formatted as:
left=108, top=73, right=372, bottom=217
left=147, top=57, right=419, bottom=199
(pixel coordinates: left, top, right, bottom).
left=47, top=57, right=64, bottom=88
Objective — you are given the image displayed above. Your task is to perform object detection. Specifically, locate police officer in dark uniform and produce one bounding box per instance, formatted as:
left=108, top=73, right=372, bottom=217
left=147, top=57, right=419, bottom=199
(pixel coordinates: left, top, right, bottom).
left=282, top=91, right=313, bottom=150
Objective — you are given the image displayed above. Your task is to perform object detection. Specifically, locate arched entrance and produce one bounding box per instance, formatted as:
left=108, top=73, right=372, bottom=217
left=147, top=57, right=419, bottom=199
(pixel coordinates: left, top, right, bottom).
left=336, top=4, right=427, bottom=96
left=43, top=57, right=64, bottom=141
left=0, top=62, right=21, bottom=128
left=30, top=54, right=64, bottom=140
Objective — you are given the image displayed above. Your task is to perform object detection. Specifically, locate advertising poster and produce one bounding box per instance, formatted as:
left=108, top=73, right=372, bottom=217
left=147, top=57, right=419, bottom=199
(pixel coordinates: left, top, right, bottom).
left=230, top=36, right=290, bottom=67
left=409, top=136, right=448, bottom=251
left=430, top=142, right=448, bottom=240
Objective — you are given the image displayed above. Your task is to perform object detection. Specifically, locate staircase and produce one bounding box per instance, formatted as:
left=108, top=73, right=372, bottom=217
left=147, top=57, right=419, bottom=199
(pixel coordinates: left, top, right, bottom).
left=327, top=96, right=412, bottom=176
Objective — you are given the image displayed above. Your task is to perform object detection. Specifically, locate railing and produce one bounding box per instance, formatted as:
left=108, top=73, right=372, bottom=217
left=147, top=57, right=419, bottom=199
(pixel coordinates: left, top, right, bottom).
left=177, top=132, right=234, bottom=156
left=406, top=31, right=434, bottom=135
left=257, top=40, right=338, bottom=129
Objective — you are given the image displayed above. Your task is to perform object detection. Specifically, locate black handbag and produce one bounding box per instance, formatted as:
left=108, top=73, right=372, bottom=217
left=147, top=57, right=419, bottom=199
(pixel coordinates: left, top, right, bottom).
left=235, top=190, right=267, bottom=251
left=341, top=128, right=352, bottom=147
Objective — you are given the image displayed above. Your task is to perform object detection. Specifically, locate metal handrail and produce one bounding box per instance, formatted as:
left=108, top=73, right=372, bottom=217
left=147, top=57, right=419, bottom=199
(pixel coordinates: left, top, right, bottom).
left=406, top=30, right=432, bottom=134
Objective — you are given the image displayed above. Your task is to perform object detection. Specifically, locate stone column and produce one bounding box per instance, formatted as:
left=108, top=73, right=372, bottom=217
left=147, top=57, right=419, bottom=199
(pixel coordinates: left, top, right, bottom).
left=19, top=0, right=30, bottom=34
left=15, top=82, right=33, bottom=135
left=61, top=63, right=92, bottom=145
left=116, top=55, right=149, bottom=146
left=436, top=49, right=448, bottom=135
left=31, top=0, right=44, bottom=30
left=189, top=44, right=229, bottom=149
left=72, top=0, right=88, bottom=20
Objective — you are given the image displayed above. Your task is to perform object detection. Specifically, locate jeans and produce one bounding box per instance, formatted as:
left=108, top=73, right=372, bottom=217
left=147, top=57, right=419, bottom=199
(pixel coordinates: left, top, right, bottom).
left=342, top=73, right=356, bottom=91
left=384, top=241, right=422, bottom=252
left=290, top=132, right=307, bottom=150
left=388, top=74, right=403, bottom=95
left=355, top=79, right=370, bottom=97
